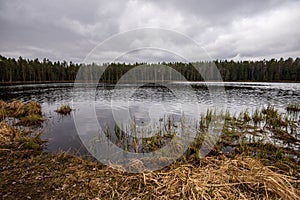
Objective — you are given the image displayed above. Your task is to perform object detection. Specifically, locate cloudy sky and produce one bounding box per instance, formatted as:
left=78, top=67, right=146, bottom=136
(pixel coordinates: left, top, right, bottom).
left=0, top=0, right=300, bottom=63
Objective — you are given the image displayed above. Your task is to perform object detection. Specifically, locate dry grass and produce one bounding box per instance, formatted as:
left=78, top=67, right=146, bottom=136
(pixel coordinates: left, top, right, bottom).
left=1, top=120, right=299, bottom=199
left=0, top=150, right=299, bottom=199
left=0, top=121, right=43, bottom=150
left=55, top=104, right=72, bottom=115
left=0, top=101, right=299, bottom=199
left=7, top=100, right=42, bottom=118
left=0, top=100, right=8, bottom=106
left=0, top=121, right=21, bottom=144
left=0, top=121, right=299, bottom=199
left=25, top=101, right=42, bottom=116
left=7, top=100, right=26, bottom=117
left=0, top=107, right=6, bottom=121
left=0, top=99, right=44, bottom=126
left=16, top=114, right=44, bottom=126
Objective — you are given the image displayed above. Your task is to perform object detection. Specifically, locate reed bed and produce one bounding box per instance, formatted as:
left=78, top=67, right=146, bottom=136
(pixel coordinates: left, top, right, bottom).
left=99, top=104, right=300, bottom=161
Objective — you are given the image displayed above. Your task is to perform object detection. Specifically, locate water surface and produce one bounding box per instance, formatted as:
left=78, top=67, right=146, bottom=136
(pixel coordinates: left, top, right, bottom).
left=0, top=82, right=299, bottom=154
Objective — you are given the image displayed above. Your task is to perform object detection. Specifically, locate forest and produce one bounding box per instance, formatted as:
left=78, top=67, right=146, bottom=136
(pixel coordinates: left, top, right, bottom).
left=0, top=54, right=299, bottom=83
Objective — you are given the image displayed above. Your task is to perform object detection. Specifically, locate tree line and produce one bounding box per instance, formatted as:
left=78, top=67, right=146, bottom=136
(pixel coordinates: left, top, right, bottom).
left=0, top=55, right=299, bottom=83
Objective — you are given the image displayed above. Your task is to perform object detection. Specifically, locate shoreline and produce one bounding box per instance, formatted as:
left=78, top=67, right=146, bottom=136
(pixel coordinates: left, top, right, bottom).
left=1, top=80, right=300, bottom=86
left=0, top=100, right=299, bottom=199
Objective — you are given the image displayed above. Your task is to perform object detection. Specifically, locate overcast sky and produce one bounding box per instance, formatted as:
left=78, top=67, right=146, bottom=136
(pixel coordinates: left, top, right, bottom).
left=0, top=0, right=300, bottom=63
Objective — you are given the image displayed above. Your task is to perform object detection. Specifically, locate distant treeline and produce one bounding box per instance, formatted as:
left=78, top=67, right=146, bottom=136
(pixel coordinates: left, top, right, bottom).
left=0, top=55, right=299, bottom=83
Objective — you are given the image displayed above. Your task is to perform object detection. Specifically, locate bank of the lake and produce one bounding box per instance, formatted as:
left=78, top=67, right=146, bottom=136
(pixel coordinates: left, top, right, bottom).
left=0, top=100, right=299, bottom=199
left=1, top=80, right=300, bottom=87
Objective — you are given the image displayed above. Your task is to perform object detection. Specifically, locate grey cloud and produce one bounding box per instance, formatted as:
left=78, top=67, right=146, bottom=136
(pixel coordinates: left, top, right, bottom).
left=152, top=0, right=284, bottom=26
left=0, top=0, right=299, bottom=62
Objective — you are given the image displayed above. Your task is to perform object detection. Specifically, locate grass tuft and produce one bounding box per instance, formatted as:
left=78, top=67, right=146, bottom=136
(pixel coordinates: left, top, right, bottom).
left=0, top=100, right=43, bottom=125
left=287, top=102, right=300, bottom=112
left=55, top=104, right=72, bottom=115
left=16, top=114, right=44, bottom=126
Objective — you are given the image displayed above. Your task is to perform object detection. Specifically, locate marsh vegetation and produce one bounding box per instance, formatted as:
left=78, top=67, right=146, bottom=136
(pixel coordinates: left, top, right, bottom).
left=55, top=104, right=72, bottom=115
left=0, top=100, right=44, bottom=126
left=0, top=99, right=299, bottom=199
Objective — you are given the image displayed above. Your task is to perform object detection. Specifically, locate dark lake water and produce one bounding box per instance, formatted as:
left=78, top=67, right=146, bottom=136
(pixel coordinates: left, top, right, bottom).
left=0, top=82, right=299, bottom=155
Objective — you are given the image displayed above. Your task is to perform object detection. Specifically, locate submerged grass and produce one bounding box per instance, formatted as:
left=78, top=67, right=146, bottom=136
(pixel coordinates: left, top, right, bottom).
left=287, top=102, right=300, bottom=112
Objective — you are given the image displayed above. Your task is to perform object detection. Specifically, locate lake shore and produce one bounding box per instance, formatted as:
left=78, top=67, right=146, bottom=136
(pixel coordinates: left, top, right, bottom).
left=1, top=144, right=299, bottom=199
left=1, top=80, right=300, bottom=86
left=0, top=100, right=299, bottom=199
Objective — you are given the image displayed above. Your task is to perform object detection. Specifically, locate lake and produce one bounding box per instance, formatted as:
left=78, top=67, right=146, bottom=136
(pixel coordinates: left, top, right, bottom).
left=0, top=82, right=299, bottom=155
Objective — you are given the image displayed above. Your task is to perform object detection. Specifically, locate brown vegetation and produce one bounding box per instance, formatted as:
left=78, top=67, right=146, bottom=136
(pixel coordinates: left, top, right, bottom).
left=287, top=102, right=300, bottom=112
left=0, top=146, right=299, bottom=199
left=55, top=104, right=72, bottom=115
left=0, top=100, right=299, bottom=199
left=0, top=99, right=44, bottom=126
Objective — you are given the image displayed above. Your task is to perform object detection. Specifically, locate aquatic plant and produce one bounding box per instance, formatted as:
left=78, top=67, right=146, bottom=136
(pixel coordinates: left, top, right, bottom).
left=243, top=110, right=251, bottom=124
left=93, top=104, right=300, bottom=164
left=16, top=114, right=44, bottom=126
left=287, top=102, right=300, bottom=112
left=224, top=110, right=231, bottom=121
left=206, top=109, right=213, bottom=125
left=252, top=108, right=263, bottom=127
left=262, top=105, right=287, bottom=128
left=0, top=100, right=44, bottom=126
left=55, top=104, right=72, bottom=115
left=0, top=101, right=299, bottom=199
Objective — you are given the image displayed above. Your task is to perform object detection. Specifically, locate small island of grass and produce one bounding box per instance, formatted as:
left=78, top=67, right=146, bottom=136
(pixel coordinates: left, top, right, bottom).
left=55, top=104, right=72, bottom=115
